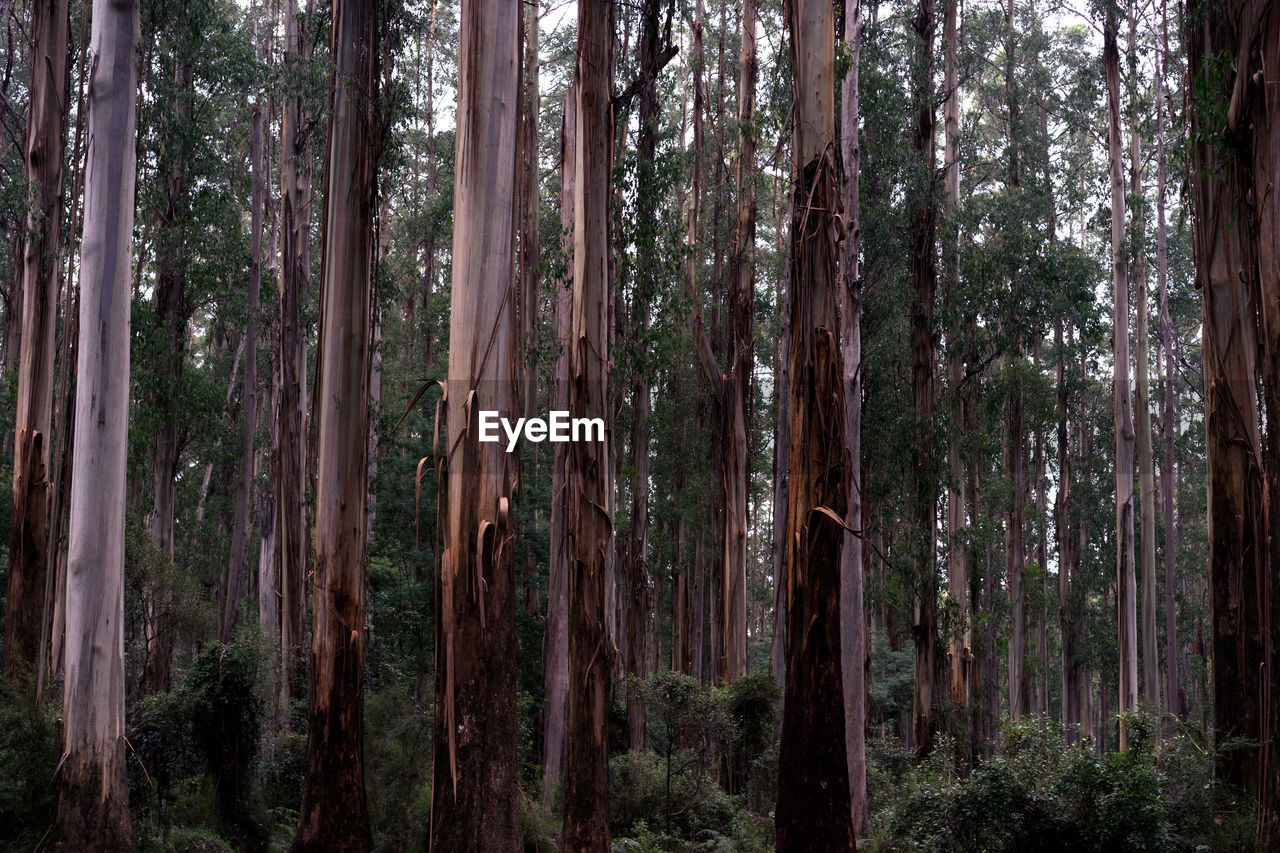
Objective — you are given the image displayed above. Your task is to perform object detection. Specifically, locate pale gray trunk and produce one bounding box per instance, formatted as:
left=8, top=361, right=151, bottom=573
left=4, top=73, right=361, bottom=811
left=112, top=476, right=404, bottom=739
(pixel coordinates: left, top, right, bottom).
left=50, top=0, right=138, bottom=843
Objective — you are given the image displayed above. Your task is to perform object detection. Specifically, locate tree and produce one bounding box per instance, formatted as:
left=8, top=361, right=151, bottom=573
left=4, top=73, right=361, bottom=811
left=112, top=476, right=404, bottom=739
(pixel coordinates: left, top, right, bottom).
left=839, top=0, right=869, bottom=828
left=4, top=0, right=69, bottom=694
left=940, top=0, right=968, bottom=765
left=775, top=0, right=856, bottom=844
left=1127, top=4, right=1158, bottom=710
left=275, top=0, right=314, bottom=723
left=429, top=0, right=521, bottom=844
left=721, top=0, right=755, bottom=687
left=909, top=0, right=940, bottom=755
left=561, top=0, right=615, bottom=847
left=543, top=84, right=576, bottom=812
left=292, top=0, right=383, bottom=845
left=48, top=0, right=139, bottom=844
left=1103, top=0, right=1138, bottom=746
left=221, top=97, right=265, bottom=644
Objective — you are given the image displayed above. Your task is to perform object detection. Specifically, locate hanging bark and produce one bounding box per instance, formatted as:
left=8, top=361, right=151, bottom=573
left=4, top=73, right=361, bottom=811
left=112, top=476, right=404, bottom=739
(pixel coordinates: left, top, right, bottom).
left=221, top=101, right=265, bottom=644
left=543, top=85, right=575, bottom=812
left=1104, top=0, right=1139, bottom=745
left=429, top=0, right=521, bottom=843
left=839, top=0, right=868, bottom=829
left=292, top=0, right=383, bottom=846
left=908, top=0, right=940, bottom=757
left=47, top=0, right=138, bottom=844
left=4, top=0, right=69, bottom=695
left=277, top=0, right=314, bottom=724
left=776, top=0, right=856, bottom=845
left=561, top=0, right=615, bottom=847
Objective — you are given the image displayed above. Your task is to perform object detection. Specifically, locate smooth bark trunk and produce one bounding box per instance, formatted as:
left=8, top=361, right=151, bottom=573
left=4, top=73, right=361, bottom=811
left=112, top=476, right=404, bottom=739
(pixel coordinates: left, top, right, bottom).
left=48, top=0, right=138, bottom=844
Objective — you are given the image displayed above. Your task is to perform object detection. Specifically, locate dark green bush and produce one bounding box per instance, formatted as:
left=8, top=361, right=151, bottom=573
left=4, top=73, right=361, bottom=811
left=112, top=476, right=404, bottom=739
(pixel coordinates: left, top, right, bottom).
left=0, top=682, right=59, bottom=851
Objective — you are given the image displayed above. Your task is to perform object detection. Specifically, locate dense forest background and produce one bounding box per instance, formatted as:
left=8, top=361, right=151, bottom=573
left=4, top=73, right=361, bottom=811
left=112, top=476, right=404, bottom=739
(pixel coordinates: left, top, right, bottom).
left=0, top=0, right=1277, bottom=848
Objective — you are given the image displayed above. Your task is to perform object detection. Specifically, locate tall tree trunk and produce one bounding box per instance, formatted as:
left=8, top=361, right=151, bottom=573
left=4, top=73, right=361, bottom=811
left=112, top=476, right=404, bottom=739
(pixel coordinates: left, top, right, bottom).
left=429, top=0, right=521, bottom=842
left=48, top=0, right=138, bottom=843
left=1104, top=1, right=1138, bottom=746
left=940, top=0, right=968, bottom=768
left=277, top=0, right=314, bottom=725
left=1006, top=360, right=1028, bottom=721
left=1057, top=320, right=1081, bottom=740
left=909, top=0, right=939, bottom=757
left=776, top=0, right=856, bottom=845
left=221, top=101, right=265, bottom=644
left=543, top=85, right=575, bottom=812
left=4, top=0, right=69, bottom=694
left=292, top=0, right=382, bottom=846
left=624, top=0, right=664, bottom=750
left=519, top=0, right=540, bottom=423
left=1228, top=0, right=1280, bottom=838
left=719, top=0, right=754, bottom=688
left=839, top=0, right=868, bottom=829
left=1154, top=0, right=1179, bottom=719
left=1128, top=5, right=1158, bottom=710
left=143, top=45, right=195, bottom=695
left=561, top=0, right=615, bottom=847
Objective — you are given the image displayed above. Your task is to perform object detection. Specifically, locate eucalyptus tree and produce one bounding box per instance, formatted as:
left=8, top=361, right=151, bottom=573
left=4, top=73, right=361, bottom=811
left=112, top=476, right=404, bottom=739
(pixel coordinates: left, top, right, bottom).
left=775, top=0, right=856, bottom=844
left=561, top=0, right=616, bottom=846
left=1103, top=0, right=1138, bottom=746
left=293, top=0, right=385, bottom=845
left=429, top=0, right=522, bottom=844
left=275, top=0, right=317, bottom=723
left=49, top=0, right=139, bottom=844
left=839, top=0, right=869, bottom=829
left=4, top=0, right=69, bottom=694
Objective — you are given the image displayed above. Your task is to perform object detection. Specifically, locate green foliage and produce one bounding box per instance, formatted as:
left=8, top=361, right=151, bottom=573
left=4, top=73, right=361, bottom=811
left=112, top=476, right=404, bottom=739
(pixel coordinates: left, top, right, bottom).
left=129, top=642, right=264, bottom=849
left=364, top=687, right=432, bottom=851
left=0, top=681, right=60, bottom=851
left=862, top=715, right=1260, bottom=853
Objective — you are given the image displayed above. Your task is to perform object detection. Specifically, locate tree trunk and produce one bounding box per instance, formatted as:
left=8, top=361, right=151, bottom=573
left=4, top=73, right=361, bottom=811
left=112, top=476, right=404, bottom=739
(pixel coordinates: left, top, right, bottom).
left=277, top=0, right=314, bottom=725
left=4, top=0, right=69, bottom=695
left=839, top=0, right=868, bottom=829
left=292, top=0, right=381, bottom=846
left=776, top=0, right=856, bottom=846
left=561, top=0, right=615, bottom=847
left=221, top=101, right=264, bottom=644
left=519, top=0, right=540, bottom=423
left=543, top=85, right=575, bottom=812
left=48, top=0, right=138, bottom=843
left=429, top=0, right=521, bottom=842
left=1104, top=2, right=1138, bottom=746
left=720, top=0, right=755, bottom=688
left=1127, top=6, right=1158, bottom=710
left=1006, top=359, right=1028, bottom=721
left=1153, top=0, right=1179, bottom=719
left=143, top=45, right=195, bottom=696
left=940, top=0, right=969, bottom=768
left=909, top=0, right=939, bottom=758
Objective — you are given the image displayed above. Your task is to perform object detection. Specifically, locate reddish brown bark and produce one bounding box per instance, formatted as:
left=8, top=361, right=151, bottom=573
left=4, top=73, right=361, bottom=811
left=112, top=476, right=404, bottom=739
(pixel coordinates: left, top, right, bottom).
left=775, top=0, right=856, bottom=846
left=561, top=0, right=616, bottom=847
left=4, top=0, right=69, bottom=695
left=292, top=0, right=383, bottom=847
